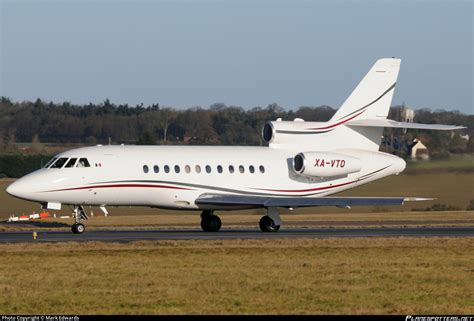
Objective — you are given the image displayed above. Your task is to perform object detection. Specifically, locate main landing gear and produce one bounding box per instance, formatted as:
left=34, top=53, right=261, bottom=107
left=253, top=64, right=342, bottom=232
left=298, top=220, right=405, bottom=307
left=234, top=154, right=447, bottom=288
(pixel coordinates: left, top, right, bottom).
left=259, top=207, right=281, bottom=232
left=200, top=208, right=282, bottom=233
left=200, top=210, right=222, bottom=232
left=201, top=211, right=222, bottom=232
left=259, top=216, right=280, bottom=232
left=71, top=205, right=88, bottom=234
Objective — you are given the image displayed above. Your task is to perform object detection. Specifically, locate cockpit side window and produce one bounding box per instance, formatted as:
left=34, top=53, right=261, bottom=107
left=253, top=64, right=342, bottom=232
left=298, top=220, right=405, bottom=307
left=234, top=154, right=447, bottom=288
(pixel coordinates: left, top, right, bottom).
left=65, top=158, right=78, bottom=168
left=76, top=158, right=91, bottom=168
left=44, top=157, right=58, bottom=168
left=50, top=158, right=69, bottom=169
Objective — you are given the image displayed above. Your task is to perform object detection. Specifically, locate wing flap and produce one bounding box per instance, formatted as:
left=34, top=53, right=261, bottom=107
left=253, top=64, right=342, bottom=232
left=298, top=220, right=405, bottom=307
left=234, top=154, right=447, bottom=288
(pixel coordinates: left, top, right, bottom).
left=347, top=119, right=466, bottom=130
left=195, top=193, right=431, bottom=208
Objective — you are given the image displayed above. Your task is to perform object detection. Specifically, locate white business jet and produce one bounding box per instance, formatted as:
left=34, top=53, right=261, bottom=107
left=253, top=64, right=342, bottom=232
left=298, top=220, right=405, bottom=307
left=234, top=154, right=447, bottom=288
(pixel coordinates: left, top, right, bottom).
left=6, top=58, right=464, bottom=234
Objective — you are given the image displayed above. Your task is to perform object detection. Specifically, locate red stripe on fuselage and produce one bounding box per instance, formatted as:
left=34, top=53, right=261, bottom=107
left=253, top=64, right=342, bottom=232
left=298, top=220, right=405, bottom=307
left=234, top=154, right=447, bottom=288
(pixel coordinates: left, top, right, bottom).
left=46, top=184, right=192, bottom=192
left=46, top=180, right=357, bottom=195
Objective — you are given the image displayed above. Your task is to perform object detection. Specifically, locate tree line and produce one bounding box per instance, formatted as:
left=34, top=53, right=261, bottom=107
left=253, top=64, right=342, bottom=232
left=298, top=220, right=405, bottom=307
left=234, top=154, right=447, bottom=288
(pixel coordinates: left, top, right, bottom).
left=0, top=96, right=472, bottom=157
left=0, top=97, right=336, bottom=146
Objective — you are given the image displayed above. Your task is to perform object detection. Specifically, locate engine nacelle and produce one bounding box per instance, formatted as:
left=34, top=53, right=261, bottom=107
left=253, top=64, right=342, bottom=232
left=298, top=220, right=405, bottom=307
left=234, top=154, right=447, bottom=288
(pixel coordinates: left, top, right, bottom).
left=293, top=151, right=362, bottom=177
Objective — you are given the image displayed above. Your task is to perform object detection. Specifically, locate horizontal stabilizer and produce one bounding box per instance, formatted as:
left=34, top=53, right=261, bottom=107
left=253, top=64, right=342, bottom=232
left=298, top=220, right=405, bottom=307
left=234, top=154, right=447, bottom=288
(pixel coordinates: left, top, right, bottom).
left=347, top=119, right=466, bottom=131
left=196, top=193, right=432, bottom=208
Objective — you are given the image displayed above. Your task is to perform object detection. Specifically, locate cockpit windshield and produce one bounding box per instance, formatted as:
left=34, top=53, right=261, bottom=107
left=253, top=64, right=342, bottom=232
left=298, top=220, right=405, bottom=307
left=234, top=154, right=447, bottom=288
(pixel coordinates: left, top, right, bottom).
left=65, top=158, right=78, bottom=168
left=50, top=157, right=69, bottom=169
left=43, top=157, right=57, bottom=168
left=46, top=157, right=91, bottom=169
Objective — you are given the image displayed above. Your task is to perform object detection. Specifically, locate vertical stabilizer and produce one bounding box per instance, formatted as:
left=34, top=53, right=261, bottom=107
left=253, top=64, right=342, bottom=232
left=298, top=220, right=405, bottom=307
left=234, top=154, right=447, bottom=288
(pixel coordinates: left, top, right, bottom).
left=331, top=58, right=401, bottom=121
left=265, top=58, right=402, bottom=152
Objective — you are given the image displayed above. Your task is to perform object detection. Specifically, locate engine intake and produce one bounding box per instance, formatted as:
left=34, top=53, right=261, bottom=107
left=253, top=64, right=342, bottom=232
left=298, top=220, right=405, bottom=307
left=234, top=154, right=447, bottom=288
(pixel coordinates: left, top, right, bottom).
left=293, top=151, right=362, bottom=177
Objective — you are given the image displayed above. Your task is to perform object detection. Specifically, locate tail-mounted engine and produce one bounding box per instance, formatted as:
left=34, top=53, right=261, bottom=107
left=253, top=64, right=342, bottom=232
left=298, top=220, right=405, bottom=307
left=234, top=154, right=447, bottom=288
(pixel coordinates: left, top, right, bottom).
left=261, top=119, right=353, bottom=150
left=293, top=151, right=362, bottom=178
left=262, top=120, right=318, bottom=146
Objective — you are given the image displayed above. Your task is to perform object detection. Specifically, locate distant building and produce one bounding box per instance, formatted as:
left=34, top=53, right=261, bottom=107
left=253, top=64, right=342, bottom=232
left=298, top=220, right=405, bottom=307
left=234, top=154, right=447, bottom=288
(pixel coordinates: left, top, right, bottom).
left=410, top=139, right=429, bottom=160
left=401, top=107, right=415, bottom=123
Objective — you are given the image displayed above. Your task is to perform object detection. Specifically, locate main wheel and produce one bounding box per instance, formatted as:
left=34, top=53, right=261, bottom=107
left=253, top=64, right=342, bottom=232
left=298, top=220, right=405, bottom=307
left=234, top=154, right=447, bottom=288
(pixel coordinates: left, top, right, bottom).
left=200, top=210, right=212, bottom=219
left=259, top=215, right=280, bottom=232
left=201, top=215, right=222, bottom=232
left=72, top=223, right=85, bottom=234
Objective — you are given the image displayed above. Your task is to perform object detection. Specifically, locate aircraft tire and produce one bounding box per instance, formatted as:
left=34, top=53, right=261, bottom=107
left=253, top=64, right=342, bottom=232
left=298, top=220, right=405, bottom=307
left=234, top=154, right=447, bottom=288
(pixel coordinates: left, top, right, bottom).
left=201, top=215, right=221, bottom=232
left=72, top=223, right=85, bottom=234
left=259, top=215, right=280, bottom=232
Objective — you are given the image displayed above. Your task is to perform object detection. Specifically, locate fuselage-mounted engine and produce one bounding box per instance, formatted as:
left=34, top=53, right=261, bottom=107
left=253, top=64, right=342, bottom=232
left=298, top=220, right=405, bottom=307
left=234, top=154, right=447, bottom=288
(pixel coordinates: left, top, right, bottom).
left=293, top=151, right=362, bottom=178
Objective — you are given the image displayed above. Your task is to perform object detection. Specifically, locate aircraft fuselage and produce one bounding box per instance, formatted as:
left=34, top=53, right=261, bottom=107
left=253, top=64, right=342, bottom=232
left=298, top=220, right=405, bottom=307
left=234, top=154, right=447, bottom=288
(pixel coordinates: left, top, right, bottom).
left=6, top=145, right=405, bottom=211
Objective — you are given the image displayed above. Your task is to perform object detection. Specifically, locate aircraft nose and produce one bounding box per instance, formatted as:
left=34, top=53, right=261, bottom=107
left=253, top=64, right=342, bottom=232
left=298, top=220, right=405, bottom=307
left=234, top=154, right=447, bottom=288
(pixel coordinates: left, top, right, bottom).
left=6, top=171, right=52, bottom=202
left=6, top=180, right=21, bottom=198
left=6, top=179, right=29, bottom=200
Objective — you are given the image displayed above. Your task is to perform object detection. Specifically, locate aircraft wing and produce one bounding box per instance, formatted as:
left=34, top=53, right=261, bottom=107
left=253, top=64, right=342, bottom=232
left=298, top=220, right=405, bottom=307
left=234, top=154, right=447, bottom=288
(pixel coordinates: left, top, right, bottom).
left=195, top=193, right=431, bottom=208
left=346, top=119, right=466, bottom=130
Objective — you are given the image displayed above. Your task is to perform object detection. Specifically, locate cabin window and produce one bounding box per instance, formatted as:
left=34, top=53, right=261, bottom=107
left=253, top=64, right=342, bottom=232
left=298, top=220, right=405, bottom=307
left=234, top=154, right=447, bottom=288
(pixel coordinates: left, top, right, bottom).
left=239, top=165, right=245, bottom=173
left=174, top=165, right=180, bottom=173
left=195, top=165, right=201, bottom=173
left=44, top=157, right=57, bottom=168
left=229, top=165, right=234, bottom=174
left=164, top=165, right=170, bottom=173
left=143, top=165, right=149, bottom=173
left=50, top=158, right=68, bottom=169
left=217, top=165, right=223, bottom=173
left=153, top=165, right=159, bottom=173
left=249, top=165, right=255, bottom=174
left=206, top=165, right=211, bottom=173
left=65, top=158, right=77, bottom=168
left=259, top=165, right=265, bottom=174
left=77, top=158, right=90, bottom=168
left=185, top=165, right=191, bottom=173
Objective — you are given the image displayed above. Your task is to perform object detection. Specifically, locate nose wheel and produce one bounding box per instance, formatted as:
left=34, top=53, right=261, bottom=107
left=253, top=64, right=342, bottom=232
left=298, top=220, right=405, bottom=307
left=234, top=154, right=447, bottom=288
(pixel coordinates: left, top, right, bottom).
left=71, top=205, right=88, bottom=234
left=72, top=223, right=85, bottom=234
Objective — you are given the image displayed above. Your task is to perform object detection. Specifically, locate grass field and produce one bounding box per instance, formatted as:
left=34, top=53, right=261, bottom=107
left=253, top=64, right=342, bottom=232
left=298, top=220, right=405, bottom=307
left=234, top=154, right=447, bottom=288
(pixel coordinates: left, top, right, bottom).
left=405, top=154, right=474, bottom=172
left=0, top=238, right=472, bottom=314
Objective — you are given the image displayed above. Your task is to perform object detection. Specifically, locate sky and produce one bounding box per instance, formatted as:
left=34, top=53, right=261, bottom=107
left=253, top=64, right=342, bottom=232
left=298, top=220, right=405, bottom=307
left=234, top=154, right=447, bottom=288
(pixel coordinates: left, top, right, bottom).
left=1, top=0, right=473, bottom=114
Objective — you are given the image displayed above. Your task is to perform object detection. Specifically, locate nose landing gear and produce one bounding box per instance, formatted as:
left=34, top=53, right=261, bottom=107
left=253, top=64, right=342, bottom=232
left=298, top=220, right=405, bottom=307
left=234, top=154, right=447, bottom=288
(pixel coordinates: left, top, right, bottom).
left=72, top=222, right=85, bottom=234
left=71, top=205, right=88, bottom=234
